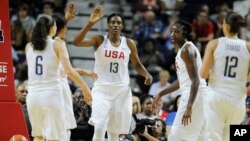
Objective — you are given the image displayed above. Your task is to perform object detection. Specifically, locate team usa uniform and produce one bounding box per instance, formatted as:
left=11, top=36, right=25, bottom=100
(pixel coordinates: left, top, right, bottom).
left=26, top=37, right=67, bottom=140
left=169, top=41, right=207, bottom=141
left=205, top=37, right=250, bottom=141
left=88, top=35, right=133, bottom=134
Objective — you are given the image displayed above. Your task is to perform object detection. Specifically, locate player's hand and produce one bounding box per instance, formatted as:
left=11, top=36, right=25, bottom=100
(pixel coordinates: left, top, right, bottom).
left=65, top=1, right=78, bottom=21
left=82, top=89, right=92, bottom=106
left=182, top=107, right=192, bottom=126
left=152, top=94, right=161, bottom=112
left=84, top=70, right=98, bottom=81
left=144, top=74, right=153, bottom=85
left=89, top=6, right=103, bottom=25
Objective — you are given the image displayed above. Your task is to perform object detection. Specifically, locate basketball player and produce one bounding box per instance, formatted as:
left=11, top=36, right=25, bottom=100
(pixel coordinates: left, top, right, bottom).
left=73, top=6, right=153, bottom=141
left=154, top=21, right=207, bottom=141
left=52, top=2, right=97, bottom=140
left=200, top=11, right=250, bottom=141
left=25, top=16, right=91, bottom=141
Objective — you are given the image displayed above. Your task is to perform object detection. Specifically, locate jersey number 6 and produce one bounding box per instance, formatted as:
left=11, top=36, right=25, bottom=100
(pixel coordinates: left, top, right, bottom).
left=35, top=56, right=43, bottom=75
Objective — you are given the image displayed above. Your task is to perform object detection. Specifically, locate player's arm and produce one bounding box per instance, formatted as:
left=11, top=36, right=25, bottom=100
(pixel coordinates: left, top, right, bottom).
left=200, top=39, right=218, bottom=79
left=75, top=68, right=98, bottom=80
left=181, top=44, right=200, bottom=110
left=53, top=40, right=92, bottom=104
left=153, top=80, right=179, bottom=111
left=127, top=38, right=153, bottom=85
left=73, top=6, right=103, bottom=49
left=180, top=44, right=201, bottom=126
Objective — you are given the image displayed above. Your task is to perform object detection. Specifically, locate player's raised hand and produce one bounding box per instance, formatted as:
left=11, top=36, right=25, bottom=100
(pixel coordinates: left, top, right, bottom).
left=89, top=6, right=103, bottom=25
left=144, top=74, right=153, bottom=85
left=65, top=1, right=78, bottom=21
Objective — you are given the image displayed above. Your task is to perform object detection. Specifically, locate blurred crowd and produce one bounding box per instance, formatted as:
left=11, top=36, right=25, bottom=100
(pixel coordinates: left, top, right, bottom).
left=11, top=0, right=250, bottom=140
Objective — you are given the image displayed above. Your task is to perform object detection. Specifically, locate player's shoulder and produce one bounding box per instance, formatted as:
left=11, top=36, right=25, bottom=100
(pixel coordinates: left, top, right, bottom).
left=206, top=38, right=219, bottom=51
left=25, top=42, right=32, bottom=53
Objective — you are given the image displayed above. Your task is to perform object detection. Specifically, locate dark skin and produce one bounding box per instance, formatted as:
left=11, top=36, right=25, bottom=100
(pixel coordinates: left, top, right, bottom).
left=153, top=23, right=200, bottom=126
left=73, top=6, right=152, bottom=85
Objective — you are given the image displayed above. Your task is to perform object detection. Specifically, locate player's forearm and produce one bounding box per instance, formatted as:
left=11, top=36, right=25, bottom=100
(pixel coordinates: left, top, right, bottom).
left=187, top=79, right=200, bottom=108
left=133, top=63, right=150, bottom=78
left=159, top=80, right=179, bottom=97
left=73, top=22, right=94, bottom=46
left=67, top=69, right=91, bottom=93
left=75, top=68, right=89, bottom=76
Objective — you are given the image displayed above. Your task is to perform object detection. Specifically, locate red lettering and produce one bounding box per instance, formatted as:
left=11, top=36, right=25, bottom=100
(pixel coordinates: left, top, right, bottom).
left=104, top=50, right=124, bottom=59
left=119, top=52, right=125, bottom=59
left=112, top=51, right=118, bottom=58
left=105, top=50, right=111, bottom=57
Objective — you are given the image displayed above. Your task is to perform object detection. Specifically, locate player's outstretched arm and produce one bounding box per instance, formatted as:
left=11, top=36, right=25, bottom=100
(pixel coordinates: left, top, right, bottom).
left=73, top=6, right=103, bottom=48
left=75, top=68, right=98, bottom=80
left=54, top=40, right=92, bottom=104
left=127, top=38, right=153, bottom=85
left=153, top=80, right=179, bottom=110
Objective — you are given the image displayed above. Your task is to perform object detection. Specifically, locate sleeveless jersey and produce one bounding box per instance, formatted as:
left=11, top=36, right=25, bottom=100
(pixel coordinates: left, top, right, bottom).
left=208, top=37, right=250, bottom=98
left=94, top=35, right=131, bottom=86
left=175, top=41, right=207, bottom=90
left=26, top=37, right=60, bottom=90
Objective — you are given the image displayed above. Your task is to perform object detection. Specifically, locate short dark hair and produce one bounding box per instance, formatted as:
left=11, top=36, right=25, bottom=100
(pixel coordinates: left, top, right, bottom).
left=175, top=20, right=194, bottom=42
left=107, top=13, right=125, bottom=25
left=140, top=94, right=154, bottom=105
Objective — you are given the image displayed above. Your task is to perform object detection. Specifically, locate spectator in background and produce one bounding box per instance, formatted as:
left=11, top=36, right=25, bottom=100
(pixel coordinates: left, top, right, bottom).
left=137, top=40, right=166, bottom=93
left=15, top=80, right=32, bottom=140
left=134, top=10, right=165, bottom=50
left=192, top=9, right=214, bottom=57
left=149, top=70, right=179, bottom=110
left=36, top=1, right=54, bottom=21
left=11, top=20, right=28, bottom=52
left=212, top=10, right=227, bottom=38
left=241, top=13, right=250, bottom=41
left=11, top=3, right=36, bottom=42
left=16, top=81, right=28, bottom=105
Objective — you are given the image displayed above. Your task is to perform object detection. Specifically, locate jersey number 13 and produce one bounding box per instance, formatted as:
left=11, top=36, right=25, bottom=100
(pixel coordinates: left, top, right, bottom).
left=110, top=62, right=119, bottom=73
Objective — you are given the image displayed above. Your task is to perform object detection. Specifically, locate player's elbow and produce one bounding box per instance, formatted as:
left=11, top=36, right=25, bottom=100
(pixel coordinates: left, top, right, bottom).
left=73, top=39, right=82, bottom=47
left=64, top=68, right=74, bottom=77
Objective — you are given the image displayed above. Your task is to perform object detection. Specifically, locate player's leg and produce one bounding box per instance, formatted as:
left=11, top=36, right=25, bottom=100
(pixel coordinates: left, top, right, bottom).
left=169, top=91, right=205, bottom=141
left=107, top=86, right=132, bottom=140
left=204, top=92, right=225, bottom=141
left=89, top=86, right=113, bottom=141
left=222, top=97, right=245, bottom=141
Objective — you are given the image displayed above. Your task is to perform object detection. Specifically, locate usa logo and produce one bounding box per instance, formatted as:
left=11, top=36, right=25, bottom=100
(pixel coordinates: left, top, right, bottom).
left=0, top=20, right=4, bottom=43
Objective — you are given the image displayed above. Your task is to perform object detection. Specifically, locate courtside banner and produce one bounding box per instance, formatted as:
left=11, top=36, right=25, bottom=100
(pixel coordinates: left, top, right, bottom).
left=0, top=0, right=16, bottom=102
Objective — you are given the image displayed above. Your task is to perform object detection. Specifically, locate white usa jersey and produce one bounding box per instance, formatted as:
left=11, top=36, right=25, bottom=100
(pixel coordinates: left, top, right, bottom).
left=208, top=37, right=250, bottom=98
left=94, top=35, right=131, bottom=86
left=26, top=37, right=60, bottom=90
left=175, top=41, right=207, bottom=90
